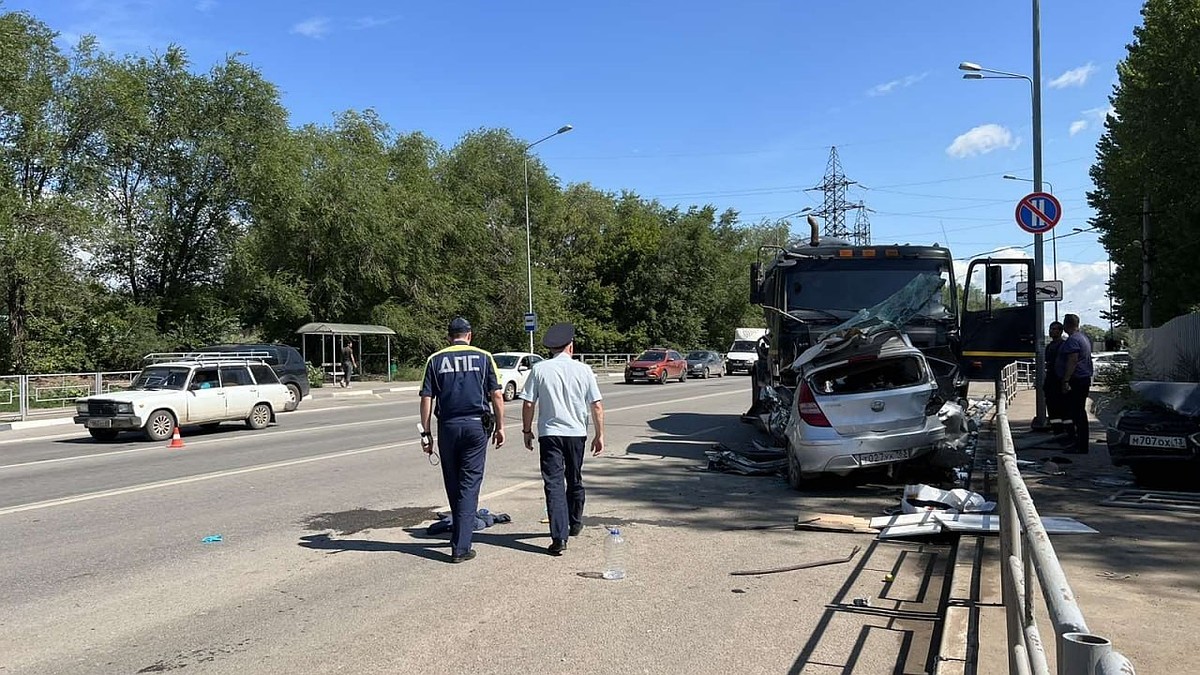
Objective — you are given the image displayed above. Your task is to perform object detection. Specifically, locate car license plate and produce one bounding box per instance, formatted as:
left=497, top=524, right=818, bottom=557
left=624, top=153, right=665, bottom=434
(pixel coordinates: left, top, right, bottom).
left=1129, top=434, right=1187, bottom=449
left=86, top=418, right=112, bottom=428
left=859, top=448, right=912, bottom=465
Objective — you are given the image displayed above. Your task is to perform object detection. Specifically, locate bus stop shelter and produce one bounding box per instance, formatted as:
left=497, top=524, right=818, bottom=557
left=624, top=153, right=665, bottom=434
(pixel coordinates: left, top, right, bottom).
left=295, top=322, right=397, bottom=383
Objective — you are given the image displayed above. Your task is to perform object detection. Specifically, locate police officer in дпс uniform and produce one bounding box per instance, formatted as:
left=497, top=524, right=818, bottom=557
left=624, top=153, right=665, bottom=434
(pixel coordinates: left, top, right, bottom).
left=419, top=317, right=505, bottom=563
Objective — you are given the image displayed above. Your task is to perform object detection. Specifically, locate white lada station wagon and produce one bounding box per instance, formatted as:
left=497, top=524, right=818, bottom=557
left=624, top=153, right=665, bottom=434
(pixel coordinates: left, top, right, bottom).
left=73, top=352, right=291, bottom=442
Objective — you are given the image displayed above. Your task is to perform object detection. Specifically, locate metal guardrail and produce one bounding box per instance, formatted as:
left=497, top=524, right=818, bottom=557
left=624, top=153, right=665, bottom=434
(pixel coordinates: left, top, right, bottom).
left=994, top=370, right=1135, bottom=674
left=0, top=371, right=140, bottom=423
left=575, top=353, right=638, bottom=371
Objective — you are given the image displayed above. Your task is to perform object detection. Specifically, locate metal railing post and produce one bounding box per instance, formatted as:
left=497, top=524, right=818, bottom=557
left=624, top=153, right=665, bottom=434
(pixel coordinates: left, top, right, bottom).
left=94, top=372, right=103, bottom=395
left=18, top=375, right=28, bottom=422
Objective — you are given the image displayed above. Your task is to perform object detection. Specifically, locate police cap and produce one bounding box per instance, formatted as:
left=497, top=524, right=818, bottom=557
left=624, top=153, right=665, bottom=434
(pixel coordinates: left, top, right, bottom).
left=447, top=317, right=472, bottom=336
left=542, top=322, right=575, bottom=349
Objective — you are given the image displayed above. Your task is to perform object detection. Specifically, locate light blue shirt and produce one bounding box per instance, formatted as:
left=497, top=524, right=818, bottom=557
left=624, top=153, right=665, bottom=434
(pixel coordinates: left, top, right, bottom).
left=519, top=353, right=602, bottom=437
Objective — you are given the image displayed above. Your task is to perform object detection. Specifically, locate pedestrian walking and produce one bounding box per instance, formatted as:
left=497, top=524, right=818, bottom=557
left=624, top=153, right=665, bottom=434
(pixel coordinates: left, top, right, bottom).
left=341, top=339, right=357, bottom=388
left=418, top=317, right=505, bottom=563
left=1042, top=321, right=1072, bottom=437
left=1057, top=313, right=1094, bottom=454
left=519, top=322, right=604, bottom=556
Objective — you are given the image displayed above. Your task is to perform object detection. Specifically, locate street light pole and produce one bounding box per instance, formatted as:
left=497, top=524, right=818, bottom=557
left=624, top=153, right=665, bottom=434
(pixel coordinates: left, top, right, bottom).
left=958, top=0, right=1048, bottom=428
left=522, top=124, right=573, bottom=353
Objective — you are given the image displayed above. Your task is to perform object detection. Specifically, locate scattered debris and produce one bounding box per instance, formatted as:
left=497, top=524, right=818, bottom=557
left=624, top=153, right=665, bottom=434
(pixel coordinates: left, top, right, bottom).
left=933, top=513, right=1098, bottom=535
left=730, top=545, right=862, bottom=576
left=704, top=443, right=787, bottom=476
left=201, top=534, right=223, bottom=544
left=871, top=511, right=944, bottom=539
left=731, top=588, right=747, bottom=594
left=795, top=511, right=877, bottom=534
left=901, top=484, right=995, bottom=514
left=1097, top=571, right=1136, bottom=580
left=1092, top=476, right=1134, bottom=488
left=883, top=572, right=895, bottom=582
left=1102, top=489, right=1200, bottom=513
left=852, top=597, right=871, bottom=607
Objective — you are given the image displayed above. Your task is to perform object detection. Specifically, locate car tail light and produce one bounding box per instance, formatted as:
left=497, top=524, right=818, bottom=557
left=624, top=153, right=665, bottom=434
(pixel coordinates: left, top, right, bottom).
left=797, top=381, right=831, bottom=427
left=1190, top=432, right=1200, bottom=447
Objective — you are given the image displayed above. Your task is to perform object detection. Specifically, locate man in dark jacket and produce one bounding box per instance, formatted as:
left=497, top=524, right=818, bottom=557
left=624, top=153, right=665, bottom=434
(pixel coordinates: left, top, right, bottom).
left=1042, top=321, right=1070, bottom=437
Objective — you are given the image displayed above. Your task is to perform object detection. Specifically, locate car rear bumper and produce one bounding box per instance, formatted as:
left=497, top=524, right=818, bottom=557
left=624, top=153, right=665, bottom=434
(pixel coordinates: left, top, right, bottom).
left=789, top=419, right=945, bottom=475
left=74, top=415, right=143, bottom=430
left=1106, top=428, right=1198, bottom=466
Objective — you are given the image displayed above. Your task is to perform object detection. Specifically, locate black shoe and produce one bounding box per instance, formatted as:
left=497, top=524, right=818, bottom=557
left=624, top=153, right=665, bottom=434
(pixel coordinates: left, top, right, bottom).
left=450, top=550, right=476, bottom=563
left=569, top=524, right=583, bottom=537
left=547, top=539, right=567, bottom=556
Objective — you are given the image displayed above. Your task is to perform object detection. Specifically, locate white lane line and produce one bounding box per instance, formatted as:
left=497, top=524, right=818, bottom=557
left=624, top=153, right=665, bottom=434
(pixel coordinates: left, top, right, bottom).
left=604, top=389, right=742, bottom=414
left=0, top=386, right=745, bottom=514
left=0, top=414, right=422, bottom=471
left=0, top=440, right=418, bottom=516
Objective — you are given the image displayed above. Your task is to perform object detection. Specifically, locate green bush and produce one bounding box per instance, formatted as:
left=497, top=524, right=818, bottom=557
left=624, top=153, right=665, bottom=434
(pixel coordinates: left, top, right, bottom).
left=306, top=363, right=324, bottom=389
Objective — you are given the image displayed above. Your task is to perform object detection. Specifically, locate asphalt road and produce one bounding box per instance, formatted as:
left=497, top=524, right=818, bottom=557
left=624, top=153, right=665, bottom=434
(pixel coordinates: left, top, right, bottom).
left=0, top=375, right=951, bottom=675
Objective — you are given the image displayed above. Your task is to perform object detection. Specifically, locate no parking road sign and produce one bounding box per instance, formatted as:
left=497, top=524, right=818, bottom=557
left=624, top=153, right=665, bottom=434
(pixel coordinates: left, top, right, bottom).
left=1014, top=192, right=1062, bottom=234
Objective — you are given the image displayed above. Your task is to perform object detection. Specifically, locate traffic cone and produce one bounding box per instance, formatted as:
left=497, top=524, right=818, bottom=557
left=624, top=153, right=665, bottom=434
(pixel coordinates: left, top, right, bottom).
left=167, top=426, right=185, bottom=449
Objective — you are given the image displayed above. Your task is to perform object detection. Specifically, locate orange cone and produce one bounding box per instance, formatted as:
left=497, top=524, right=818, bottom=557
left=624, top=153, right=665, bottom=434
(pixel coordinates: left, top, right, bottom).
left=167, top=426, right=185, bottom=449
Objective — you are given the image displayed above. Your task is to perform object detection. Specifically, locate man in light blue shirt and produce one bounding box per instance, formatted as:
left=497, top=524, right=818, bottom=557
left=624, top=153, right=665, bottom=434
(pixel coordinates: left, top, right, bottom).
left=520, top=322, right=604, bottom=556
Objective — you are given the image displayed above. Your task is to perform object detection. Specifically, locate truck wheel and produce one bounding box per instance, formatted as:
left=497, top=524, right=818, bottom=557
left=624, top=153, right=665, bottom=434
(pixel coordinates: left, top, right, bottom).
left=284, top=383, right=302, bottom=412
left=246, top=403, right=272, bottom=430
left=143, top=410, right=176, bottom=442
left=89, top=428, right=119, bottom=442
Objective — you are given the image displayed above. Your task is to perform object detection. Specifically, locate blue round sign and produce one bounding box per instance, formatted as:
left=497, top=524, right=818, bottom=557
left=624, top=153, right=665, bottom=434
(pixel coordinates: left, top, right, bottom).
left=1015, top=192, right=1062, bottom=234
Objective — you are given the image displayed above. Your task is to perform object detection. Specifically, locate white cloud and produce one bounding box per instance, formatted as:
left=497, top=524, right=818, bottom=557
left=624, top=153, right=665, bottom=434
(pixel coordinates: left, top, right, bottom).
left=195, top=0, right=216, bottom=12
left=291, top=17, right=331, bottom=38
left=866, top=72, right=928, bottom=97
left=1083, top=105, right=1117, bottom=121
left=946, top=124, right=1018, bottom=158
left=1069, top=120, right=1088, bottom=136
left=1049, top=62, right=1097, bottom=89
left=1068, top=106, right=1118, bottom=137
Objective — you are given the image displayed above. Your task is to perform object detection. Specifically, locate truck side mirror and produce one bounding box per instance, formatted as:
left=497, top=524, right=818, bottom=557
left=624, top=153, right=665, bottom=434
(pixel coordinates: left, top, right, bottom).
left=749, top=262, right=763, bottom=305
left=986, top=266, right=1003, bottom=295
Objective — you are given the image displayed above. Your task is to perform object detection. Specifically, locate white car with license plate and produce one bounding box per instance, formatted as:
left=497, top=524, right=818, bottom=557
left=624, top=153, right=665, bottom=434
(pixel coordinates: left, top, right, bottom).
left=785, top=332, right=947, bottom=485
left=493, top=352, right=544, bottom=401
left=73, top=357, right=290, bottom=442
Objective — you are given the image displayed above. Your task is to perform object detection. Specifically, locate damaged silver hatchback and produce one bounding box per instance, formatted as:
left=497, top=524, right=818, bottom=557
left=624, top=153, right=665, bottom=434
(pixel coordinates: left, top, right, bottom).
left=785, top=329, right=948, bottom=484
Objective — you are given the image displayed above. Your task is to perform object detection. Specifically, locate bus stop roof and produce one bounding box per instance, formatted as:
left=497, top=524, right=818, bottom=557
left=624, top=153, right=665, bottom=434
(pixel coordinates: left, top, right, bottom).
left=295, top=322, right=396, bottom=336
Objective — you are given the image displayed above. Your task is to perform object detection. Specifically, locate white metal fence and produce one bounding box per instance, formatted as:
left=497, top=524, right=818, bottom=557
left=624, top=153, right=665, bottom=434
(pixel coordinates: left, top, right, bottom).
left=994, top=365, right=1135, bottom=674
left=0, top=371, right=140, bottom=423
left=575, top=353, right=638, bottom=372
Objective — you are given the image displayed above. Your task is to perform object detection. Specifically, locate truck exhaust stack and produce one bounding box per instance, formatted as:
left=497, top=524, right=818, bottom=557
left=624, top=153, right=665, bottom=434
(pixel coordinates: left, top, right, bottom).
left=807, top=214, right=820, bottom=247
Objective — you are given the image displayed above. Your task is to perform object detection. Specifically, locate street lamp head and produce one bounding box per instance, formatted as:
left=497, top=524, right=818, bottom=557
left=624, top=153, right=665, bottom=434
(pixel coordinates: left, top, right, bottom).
left=556, top=125, right=573, bottom=135
left=958, top=61, right=982, bottom=72
left=1002, top=174, right=1018, bottom=180
left=962, top=73, right=983, bottom=80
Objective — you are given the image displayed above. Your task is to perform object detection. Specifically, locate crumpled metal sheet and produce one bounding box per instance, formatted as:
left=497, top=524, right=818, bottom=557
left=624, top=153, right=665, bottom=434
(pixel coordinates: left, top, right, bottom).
left=1130, top=381, right=1200, bottom=417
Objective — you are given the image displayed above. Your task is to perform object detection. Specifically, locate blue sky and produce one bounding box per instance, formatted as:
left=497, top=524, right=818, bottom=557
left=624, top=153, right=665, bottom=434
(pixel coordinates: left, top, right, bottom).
left=13, top=0, right=1145, bottom=329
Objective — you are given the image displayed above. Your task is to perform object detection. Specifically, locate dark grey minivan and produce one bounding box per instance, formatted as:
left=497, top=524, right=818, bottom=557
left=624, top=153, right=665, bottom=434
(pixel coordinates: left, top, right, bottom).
left=197, top=343, right=309, bottom=411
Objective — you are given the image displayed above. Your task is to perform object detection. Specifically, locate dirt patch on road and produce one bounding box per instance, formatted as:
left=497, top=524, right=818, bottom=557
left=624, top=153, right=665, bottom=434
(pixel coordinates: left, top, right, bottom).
left=302, top=506, right=437, bottom=535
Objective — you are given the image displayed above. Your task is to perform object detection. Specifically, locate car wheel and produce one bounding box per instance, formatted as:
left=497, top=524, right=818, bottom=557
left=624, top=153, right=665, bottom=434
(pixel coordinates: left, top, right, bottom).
left=284, top=383, right=302, bottom=412
left=504, top=381, right=517, bottom=402
left=678, top=368, right=686, bottom=383
left=624, top=377, right=634, bottom=384
left=246, top=403, right=272, bottom=430
left=143, top=409, right=176, bottom=442
left=702, top=367, right=710, bottom=379
left=658, top=371, right=668, bottom=385
left=787, top=446, right=805, bottom=490
left=88, top=428, right=119, bottom=442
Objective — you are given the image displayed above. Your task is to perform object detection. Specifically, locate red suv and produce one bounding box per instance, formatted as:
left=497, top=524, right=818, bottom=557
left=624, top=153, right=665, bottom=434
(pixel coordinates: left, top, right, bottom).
left=624, top=348, right=688, bottom=384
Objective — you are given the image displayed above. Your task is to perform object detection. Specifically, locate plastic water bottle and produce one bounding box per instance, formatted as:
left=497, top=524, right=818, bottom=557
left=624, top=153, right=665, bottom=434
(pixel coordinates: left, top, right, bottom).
left=602, top=527, right=626, bottom=580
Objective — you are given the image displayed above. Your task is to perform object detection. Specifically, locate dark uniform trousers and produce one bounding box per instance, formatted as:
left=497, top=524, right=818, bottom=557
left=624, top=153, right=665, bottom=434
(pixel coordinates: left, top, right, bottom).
left=539, top=436, right=586, bottom=541
left=1064, top=376, right=1092, bottom=452
left=438, top=417, right=489, bottom=556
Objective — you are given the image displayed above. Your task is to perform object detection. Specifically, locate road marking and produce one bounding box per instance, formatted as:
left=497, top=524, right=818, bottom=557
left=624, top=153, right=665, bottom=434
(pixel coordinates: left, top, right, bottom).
left=0, top=383, right=747, bottom=514
left=0, top=440, right=418, bottom=516
left=0, top=414, right=422, bottom=471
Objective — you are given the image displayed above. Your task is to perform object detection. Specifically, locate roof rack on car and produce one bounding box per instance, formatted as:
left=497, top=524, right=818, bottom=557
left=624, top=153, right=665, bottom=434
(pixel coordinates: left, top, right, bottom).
left=143, top=351, right=273, bottom=364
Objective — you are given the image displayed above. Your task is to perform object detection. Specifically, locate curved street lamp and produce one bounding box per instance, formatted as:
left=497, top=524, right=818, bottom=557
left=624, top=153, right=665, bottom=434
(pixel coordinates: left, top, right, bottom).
left=523, top=124, right=573, bottom=352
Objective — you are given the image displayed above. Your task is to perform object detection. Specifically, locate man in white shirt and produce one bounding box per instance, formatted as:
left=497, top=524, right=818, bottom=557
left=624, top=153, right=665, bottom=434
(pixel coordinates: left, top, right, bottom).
left=520, top=323, right=605, bottom=556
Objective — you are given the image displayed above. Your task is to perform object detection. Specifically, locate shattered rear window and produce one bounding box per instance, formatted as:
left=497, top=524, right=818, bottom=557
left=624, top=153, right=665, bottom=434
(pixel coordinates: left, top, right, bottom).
left=811, top=357, right=926, bottom=395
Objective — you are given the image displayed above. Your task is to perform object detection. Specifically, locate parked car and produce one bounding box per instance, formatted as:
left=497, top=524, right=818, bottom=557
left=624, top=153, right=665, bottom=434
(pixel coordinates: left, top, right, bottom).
left=1107, top=382, right=1200, bottom=487
left=493, top=352, right=544, bottom=401
left=197, top=343, right=309, bottom=411
left=73, top=357, right=291, bottom=442
left=685, top=350, right=726, bottom=379
left=1093, top=351, right=1131, bottom=378
left=624, top=348, right=688, bottom=384
left=785, top=331, right=947, bottom=485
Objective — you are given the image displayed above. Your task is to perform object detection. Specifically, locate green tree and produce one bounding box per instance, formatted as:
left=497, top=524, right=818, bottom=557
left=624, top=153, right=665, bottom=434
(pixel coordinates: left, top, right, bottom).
left=1089, top=0, right=1200, bottom=327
